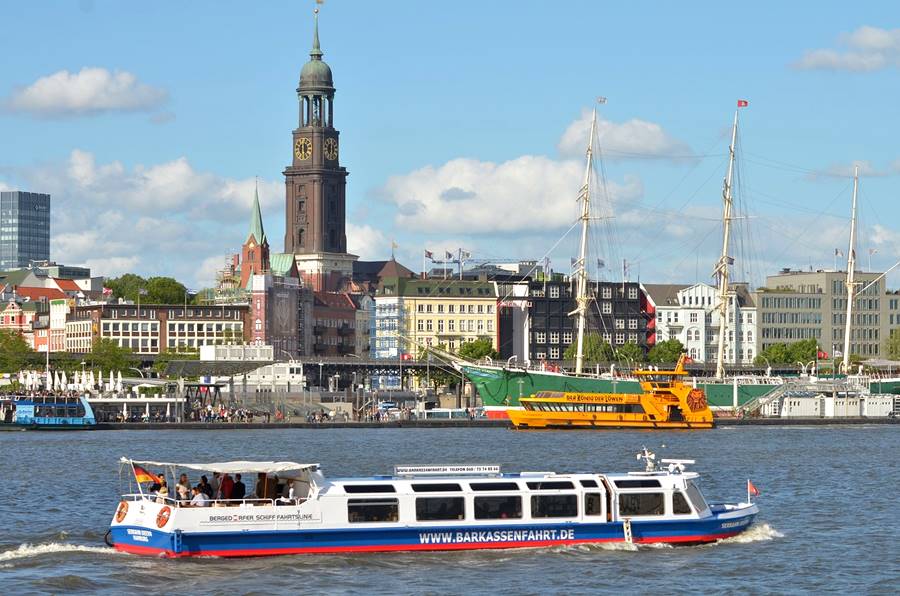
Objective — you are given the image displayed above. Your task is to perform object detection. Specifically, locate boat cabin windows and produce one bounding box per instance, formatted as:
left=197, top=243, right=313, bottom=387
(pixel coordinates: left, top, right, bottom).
left=474, top=496, right=522, bottom=520
left=613, top=479, right=661, bottom=489
left=584, top=493, right=604, bottom=517
left=684, top=481, right=709, bottom=513
left=347, top=498, right=399, bottom=523
left=411, top=483, right=462, bottom=492
left=416, top=497, right=465, bottom=521
left=579, top=479, right=599, bottom=488
left=344, top=484, right=396, bottom=494
left=527, top=402, right=644, bottom=414
left=526, top=481, right=574, bottom=490
left=618, top=493, right=665, bottom=516
left=531, top=494, right=578, bottom=518
left=672, top=491, right=692, bottom=515
left=470, top=482, right=520, bottom=491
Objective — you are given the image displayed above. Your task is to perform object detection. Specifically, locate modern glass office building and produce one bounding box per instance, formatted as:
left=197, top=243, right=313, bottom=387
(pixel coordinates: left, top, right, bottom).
left=0, top=191, right=51, bottom=270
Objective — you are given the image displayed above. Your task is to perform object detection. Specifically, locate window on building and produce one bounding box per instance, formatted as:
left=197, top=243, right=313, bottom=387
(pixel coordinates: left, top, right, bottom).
left=615, top=319, right=625, bottom=329
left=549, top=286, right=560, bottom=298
left=417, top=305, right=424, bottom=313
left=426, top=304, right=433, bottom=313
left=487, top=320, right=493, bottom=332
left=448, top=320, right=455, bottom=332
left=549, top=331, right=559, bottom=344
left=628, top=319, right=638, bottom=330
left=628, top=333, right=638, bottom=343
left=437, top=304, right=444, bottom=313
left=437, top=320, right=444, bottom=333
left=602, top=287, right=612, bottom=299
left=602, top=332, right=612, bottom=343
left=426, top=320, right=433, bottom=332
left=549, top=347, right=559, bottom=360
left=628, top=287, right=638, bottom=299
left=563, top=332, right=573, bottom=344
left=448, top=304, right=455, bottom=313
left=467, top=320, right=475, bottom=332
left=615, top=333, right=625, bottom=344
left=602, top=302, right=612, bottom=314
left=536, top=331, right=546, bottom=343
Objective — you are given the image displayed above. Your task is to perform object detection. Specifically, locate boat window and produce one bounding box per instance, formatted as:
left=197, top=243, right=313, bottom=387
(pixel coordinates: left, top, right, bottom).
left=531, top=494, right=578, bottom=518
left=673, top=491, right=692, bottom=514
left=584, top=493, right=604, bottom=516
left=470, top=482, right=520, bottom=491
left=416, top=497, right=465, bottom=521
left=618, top=493, right=665, bottom=516
left=685, top=481, right=709, bottom=513
left=614, top=479, right=661, bottom=489
left=344, top=484, right=396, bottom=493
left=579, top=479, right=598, bottom=488
left=526, top=481, right=574, bottom=490
left=474, top=496, right=522, bottom=520
left=411, top=483, right=462, bottom=492
left=347, top=498, right=399, bottom=523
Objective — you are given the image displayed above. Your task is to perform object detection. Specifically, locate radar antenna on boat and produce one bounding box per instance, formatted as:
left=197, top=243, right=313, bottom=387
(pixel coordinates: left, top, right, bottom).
left=661, top=459, right=696, bottom=474
left=636, top=447, right=657, bottom=472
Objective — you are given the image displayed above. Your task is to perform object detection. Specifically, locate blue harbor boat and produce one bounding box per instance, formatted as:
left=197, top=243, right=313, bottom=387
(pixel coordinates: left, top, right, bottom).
left=0, top=394, right=96, bottom=429
left=108, top=449, right=759, bottom=557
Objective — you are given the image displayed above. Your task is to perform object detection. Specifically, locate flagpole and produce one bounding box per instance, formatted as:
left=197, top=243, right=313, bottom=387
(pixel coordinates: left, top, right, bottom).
left=131, top=460, right=144, bottom=496
left=747, top=479, right=750, bottom=504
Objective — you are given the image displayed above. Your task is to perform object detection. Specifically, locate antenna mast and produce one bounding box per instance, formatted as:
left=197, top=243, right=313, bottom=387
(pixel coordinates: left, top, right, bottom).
left=715, top=110, right=739, bottom=379
left=572, top=110, right=597, bottom=376
left=841, top=166, right=860, bottom=373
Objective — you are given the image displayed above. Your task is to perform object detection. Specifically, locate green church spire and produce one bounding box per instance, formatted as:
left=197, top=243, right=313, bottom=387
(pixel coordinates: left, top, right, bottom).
left=248, top=179, right=267, bottom=246
left=310, top=8, right=323, bottom=60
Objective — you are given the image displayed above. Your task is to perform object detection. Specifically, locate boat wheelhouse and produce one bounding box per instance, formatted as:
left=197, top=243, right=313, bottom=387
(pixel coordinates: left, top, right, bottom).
left=108, top=450, right=758, bottom=557
left=507, top=355, right=714, bottom=429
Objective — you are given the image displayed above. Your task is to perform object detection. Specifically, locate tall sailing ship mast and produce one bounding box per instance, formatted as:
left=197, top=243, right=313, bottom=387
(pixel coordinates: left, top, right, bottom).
left=714, top=110, right=740, bottom=379
left=571, top=110, right=598, bottom=375
left=841, top=165, right=860, bottom=374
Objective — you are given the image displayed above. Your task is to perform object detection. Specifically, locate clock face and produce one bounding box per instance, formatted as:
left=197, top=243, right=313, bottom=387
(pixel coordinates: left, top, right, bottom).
left=294, top=137, right=312, bottom=160
left=324, top=137, right=338, bottom=161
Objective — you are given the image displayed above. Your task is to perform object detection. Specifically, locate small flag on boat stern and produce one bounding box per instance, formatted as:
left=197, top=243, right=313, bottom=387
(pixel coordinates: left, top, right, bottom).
left=133, top=464, right=161, bottom=484
left=748, top=479, right=760, bottom=497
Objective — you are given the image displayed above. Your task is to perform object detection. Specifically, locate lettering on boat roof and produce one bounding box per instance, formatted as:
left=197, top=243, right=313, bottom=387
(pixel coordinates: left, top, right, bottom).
left=395, top=465, right=501, bottom=476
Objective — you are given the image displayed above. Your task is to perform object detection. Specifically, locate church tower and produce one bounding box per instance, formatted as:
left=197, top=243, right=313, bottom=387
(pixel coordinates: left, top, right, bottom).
left=240, top=182, right=270, bottom=289
left=284, top=9, right=356, bottom=291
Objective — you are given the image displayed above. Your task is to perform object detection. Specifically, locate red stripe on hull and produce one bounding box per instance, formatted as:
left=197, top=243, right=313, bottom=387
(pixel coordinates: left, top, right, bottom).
left=112, top=530, right=742, bottom=558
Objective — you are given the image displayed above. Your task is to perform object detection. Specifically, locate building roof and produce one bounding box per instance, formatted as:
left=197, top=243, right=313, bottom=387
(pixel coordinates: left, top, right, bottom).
left=15, top=287, right=67, bottom=301
left=380, top=278, right=497, bottom=299
left=248, top=183, right=267, bottom=246
left=733, top=283, right=755, bottom=307
left=54, top=278, right=81, bottom=292
left=0, top=269, right=37, bottom=287
left=641, top=284, right=689, bottom=307
left=298, top=10, right=334, bottom=92
left=314, top=291, right=357, bottom=310
left=270, top=253, right=298, bottom=278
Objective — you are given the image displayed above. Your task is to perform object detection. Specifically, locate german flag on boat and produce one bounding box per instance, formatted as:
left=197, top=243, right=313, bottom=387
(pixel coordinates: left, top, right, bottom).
left=132, top=464, right=161, bottom=484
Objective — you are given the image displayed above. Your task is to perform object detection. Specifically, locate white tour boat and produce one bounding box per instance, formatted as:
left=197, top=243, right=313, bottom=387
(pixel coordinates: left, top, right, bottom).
left=108, top=450, right=759, bottom=557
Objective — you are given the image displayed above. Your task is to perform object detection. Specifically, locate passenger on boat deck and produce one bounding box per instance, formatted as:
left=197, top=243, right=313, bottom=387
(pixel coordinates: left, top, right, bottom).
left=176, top=474, right=191, bottom=502
left=198, top=475, right=213, bottom=498
left=156, top=481, right=169, bottom=504
left=210, top=472, right=221, bottom=498
left=232, top=474, right=246, bottom=501
left=190, top=486, right=210, bottom=507
left=220, top=473, right=234, bottom=500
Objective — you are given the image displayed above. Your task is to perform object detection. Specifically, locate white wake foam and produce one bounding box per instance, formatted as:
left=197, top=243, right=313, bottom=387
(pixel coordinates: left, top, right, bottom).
left=0, top=542, right=122, bottom=563
left=717, top=522, right=784, bottom=544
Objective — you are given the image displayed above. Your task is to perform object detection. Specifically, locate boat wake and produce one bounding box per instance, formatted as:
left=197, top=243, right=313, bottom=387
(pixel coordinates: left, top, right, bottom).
left=0, top=542, right=123, bottom=564
left=716, top=523, right=784, bottom=544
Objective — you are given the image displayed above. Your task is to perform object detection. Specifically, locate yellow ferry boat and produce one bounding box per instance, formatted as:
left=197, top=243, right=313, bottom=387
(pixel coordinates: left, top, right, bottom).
left=507, top=356, right=714, bottom=430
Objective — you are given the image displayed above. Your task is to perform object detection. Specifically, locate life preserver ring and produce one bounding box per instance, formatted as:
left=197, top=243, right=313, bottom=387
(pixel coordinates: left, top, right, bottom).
left=156, top=506, right=171, bottom=528
left=115, top=501, right=128, bottom=523
left=687, top=389, right=707, bottom=412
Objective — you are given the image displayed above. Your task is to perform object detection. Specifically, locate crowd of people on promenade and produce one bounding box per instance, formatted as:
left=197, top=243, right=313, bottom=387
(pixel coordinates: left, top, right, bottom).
left=188, top=401, right=269, bottom=423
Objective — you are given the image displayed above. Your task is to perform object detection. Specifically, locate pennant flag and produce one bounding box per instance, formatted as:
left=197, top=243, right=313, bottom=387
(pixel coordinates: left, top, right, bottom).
left=737, top=99, right=749, bottom=108
left=424, top=250, right=434, bottom=260
left=869, top=248, right=878, bottom=256
left=834, top=248, right=843, bottom=257
left=133, top=464, right=161, bottom=484
left=817, top=350, right=829, bottom=360
left=445, top=251, right=453, bottom=260
left=747, top=479, right=760, bottom=497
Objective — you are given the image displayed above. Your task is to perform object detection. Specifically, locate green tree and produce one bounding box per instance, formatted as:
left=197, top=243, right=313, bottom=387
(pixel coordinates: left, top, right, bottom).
left=105, top=273, right=147, bottom=301
left=0, top=330, right=33, bottom=372
left=754, top=343, right=791, bottom=365
left=564, top=333, right=614, bottom=363
left=457, top=337, right=499, bottom=361
left=786, top=338, right=819, bottom=364
left=615, top=342, right=645, bottom=365
left=145, top=276, right=189, bottom=304
left=86, top=338, right=137, bottom=372
left=885, top=328, right=900, bottom=360
left=647, top=338, right=685, bottom=364
left=153, top=347, right=200, bottom=376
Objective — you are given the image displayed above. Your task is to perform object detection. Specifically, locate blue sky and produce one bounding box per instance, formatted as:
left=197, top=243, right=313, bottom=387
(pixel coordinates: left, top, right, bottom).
left=1, top=1, right=899, bottom=289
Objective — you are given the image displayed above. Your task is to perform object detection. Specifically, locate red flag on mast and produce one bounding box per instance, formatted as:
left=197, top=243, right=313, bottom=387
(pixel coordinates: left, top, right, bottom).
left=747, top=479, right=760, bottom=497
left=737, top=99, right=749, bottom=108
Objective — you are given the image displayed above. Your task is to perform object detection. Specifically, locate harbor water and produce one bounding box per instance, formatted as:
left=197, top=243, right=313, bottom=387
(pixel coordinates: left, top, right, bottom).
left=1, top=426, right=897, bottom=594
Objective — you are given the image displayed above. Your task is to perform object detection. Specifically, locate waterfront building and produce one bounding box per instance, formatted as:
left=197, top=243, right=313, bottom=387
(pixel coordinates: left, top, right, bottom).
left=49, top=298, right=68, bottom=352
left=285, top=13, right=356, bottom=292
left=312, top=291, right=358, bottom=356
left=643, top=282, right=757, bottom=364
left=755, top=269, right=884, bottom=359
left=0, top=300, right=42, bottom=349
left=0, top=191, right=50, bottom=270
left=65, top=304, right=250, bottom=354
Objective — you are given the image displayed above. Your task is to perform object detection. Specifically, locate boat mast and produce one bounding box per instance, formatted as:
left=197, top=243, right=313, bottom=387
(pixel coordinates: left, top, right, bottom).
left=715, top=110, right=739, bottom=379
left=841, top=165, right=860, bottom=374
left=573, top=110, right=597, bottom=375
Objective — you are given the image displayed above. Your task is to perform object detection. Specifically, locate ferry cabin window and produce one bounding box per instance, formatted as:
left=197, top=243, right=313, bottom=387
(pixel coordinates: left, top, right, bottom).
left=416, top=497, right=465, bottom=521
left=470, top=482, right=520, bottom=491
left=685, top=481, right=709, bottom=512
left=614, top=479, right=661, bottom=489
left=531, top=494, right=578, bottom=518
left=579, top=479, right=599, bottom=488
left=584, top=493, right=604, bottom=516
left=344, top=484, right=396, bottom=493
left=347, top=498, right=399, bottom=523
left=526, top=481, right=574, bottom=490
left=411, top=483, right=462, bottom=492
left=618, top=493, right=665, bottom=516
left=474, top=496, right=523, bottom=520
left=673, top=491, right=692, bottom=514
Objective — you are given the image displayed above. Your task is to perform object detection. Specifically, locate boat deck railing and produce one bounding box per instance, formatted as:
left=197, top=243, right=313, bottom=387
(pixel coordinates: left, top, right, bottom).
left=120, top=494, right=306, bottom=507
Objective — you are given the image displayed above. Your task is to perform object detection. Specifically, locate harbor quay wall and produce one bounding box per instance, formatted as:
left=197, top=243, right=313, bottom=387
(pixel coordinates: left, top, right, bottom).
left=76, top=417, right=900, bottom=430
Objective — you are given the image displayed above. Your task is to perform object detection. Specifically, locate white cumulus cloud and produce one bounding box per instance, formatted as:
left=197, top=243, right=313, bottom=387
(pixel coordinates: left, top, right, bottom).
left=558, top=109, right=692, bottom=159
left=3, top=67, right=168, bottom=117
left=793, top=26, right=900, bottom=72
left=347, top=223, right=388, bottom=260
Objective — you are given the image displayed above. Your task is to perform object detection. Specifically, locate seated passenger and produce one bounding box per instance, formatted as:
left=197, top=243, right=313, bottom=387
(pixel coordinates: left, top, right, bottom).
left=190, top=486, right=210, bottom=507
left=176, top=474, right=191, bottom=503
left=220, top=474, right=234, bottom=501
left=156, top=484, right=169, bottom=504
